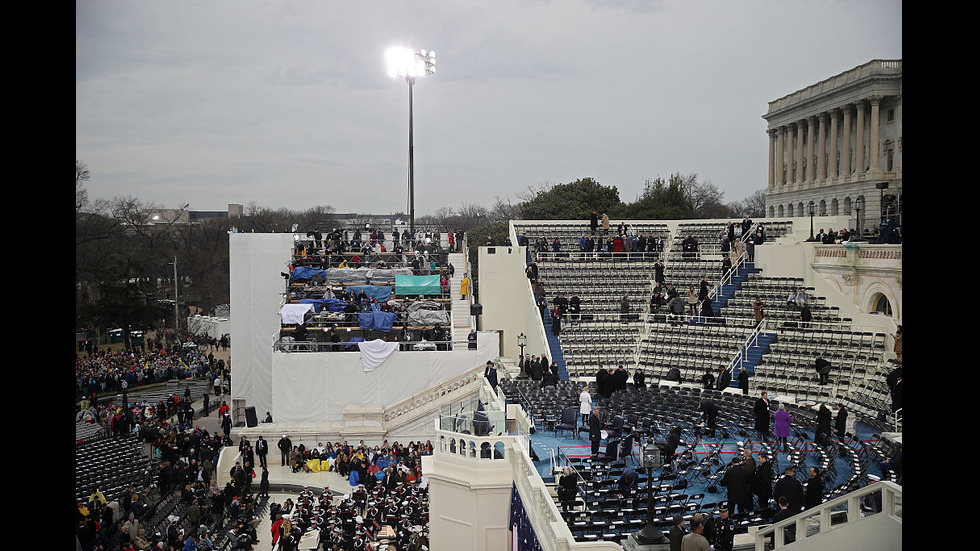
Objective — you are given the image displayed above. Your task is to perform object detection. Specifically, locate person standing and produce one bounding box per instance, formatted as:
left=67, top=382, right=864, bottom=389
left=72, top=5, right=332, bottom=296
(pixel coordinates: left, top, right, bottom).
left=613, top=365, right=629, bottom=392
left=712, top=507, right=737, bottom=551
left=202, top=392, right=210, bottom=417
left=579, top=385, right=592, bottom=426
left=737, top=366, right=750, bottom=395
left=459, top=273, right=470, bottom=301
left=589, top=406, right=603, bottom=456
left=804, top=467, right=824, bottom=510
left=773, top=466, right=804, bottom=514
left=255, top=436, right=269, bottom=468
left=774, top=404, right=792, bottom=451
left=680, top=519, right=710, bottom=551
left=484, top=360, right=498, bottom=392
left=717, top=367, right=732, bottom=392
left=669, top=515, right=686, bottom=551
left=278, top=434, right=292, bottom=467
left=753, top=452, right=774, bottom=512
left=754, top=391, right=771, bottom=443
left=753, top=296, right=766, bottom=328
left=720, top=458, right=752, bottom=515
left=557, top=466, right=579, bottom=513
left=835, top=403, right=848, bottom=440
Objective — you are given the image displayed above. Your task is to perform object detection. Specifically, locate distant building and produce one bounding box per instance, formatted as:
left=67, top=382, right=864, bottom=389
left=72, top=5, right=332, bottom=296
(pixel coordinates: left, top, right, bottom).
left=763, top=59, right=902, bottom=231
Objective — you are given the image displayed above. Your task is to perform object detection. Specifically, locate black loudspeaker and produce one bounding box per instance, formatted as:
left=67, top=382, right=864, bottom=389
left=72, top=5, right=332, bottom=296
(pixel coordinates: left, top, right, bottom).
left=653, top=314, right=667, bottom=323
left=580, top=314, right=594, bottom=321
left=244, top=407, right=258, bottom=428
left=470, top=304, right=483, bottom=315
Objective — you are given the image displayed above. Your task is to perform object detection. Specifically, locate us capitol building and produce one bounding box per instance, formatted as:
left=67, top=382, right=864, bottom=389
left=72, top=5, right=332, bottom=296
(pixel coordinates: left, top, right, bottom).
left=763, top=59, right=902, bottom=232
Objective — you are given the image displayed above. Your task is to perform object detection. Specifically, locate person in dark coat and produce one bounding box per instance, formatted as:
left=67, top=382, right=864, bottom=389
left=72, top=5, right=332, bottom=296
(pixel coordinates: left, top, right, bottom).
left=737, top=367, right=750, bottom=395
left=701, top=369, right=715, bottom=390
left=557, top=467, right=578, bottom=512
left=804, top=467, right=824, bottom=509
left=662, top=426, right=683, bottom=466
left=815, top=355, right=832, bottom=385
left=753, top=452, right=774, bottom=512
left=697, top=399, right=719, bottom=433
left=773, top=466, right=804, bottom=514
left=814, top=404, right=833, bottom=446
left=834, top=404, right=848, bottom=440
left=753, top=392, right=771, bottom=442
left=484, top=361, right=498, bottom=392
left=595, top=366, right=612, bottom=399
left=720, top=457, right=753, bottom=514
left=666, top=367, right=682, bottom=383
left=613, top=365, right=629, bottom=391
left=589, top=407, right=603, bottom=456
left=531, top=357, right=544, bottom=381
left=717, top=367, right=732, bottom=392
left=633, top=369, right=646, bottom=391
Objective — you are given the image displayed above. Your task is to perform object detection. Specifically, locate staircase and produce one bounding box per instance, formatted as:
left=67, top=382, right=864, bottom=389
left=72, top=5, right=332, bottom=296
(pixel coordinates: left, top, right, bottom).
left=713, top=261, right=760, bottom=313
left=541, top=311, right=569, bottom=381
left=743, top=332, right=778, bottom=374
left=449, top=250, right=474, bottom=349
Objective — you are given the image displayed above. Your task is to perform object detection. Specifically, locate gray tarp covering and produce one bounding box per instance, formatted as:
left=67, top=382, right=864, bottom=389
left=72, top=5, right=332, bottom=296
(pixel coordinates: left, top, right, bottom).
left=406, top=301, right=450, bottom=326
left=325, top=267, right=413, bottom=285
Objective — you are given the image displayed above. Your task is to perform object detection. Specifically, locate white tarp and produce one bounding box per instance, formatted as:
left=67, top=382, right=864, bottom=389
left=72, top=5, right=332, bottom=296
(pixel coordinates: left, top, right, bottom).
left=358, top=339, right=400, bottom=372
left=280, top=304, right=314, bottom=325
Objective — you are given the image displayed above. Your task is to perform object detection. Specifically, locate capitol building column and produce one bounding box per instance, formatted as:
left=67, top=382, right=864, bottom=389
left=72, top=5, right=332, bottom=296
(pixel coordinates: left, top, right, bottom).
left=828, top=109, right=839, bottom=181
left=868, top=95, right=882, bottom=176
left=806, top=116, right=817, bottom=185
left=855, top=100, right=866, bottom=176
left=794, top=122, right=804, bottom=185
left=768, top=129, right=776, bottom=189
left=841, top=105, right=852, bottom=179
left=817, top=113, right=828, bottom=183
left=776, top=126, right=786, bottom=188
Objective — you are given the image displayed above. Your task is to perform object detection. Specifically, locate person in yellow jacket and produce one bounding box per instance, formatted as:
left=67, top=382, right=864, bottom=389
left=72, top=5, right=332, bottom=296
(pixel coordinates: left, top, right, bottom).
left=460, top=273, right=470, bottom=300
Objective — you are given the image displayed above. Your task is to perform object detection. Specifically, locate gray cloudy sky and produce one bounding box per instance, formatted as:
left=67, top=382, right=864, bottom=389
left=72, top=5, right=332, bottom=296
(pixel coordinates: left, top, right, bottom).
left=76, top=0, right=902, bottom=216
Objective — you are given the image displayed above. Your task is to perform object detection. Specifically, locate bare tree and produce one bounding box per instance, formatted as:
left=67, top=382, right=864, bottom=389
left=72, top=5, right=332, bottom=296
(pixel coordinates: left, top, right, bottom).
left=76, top=160, right=90, bottom=212
left=680, top=173, right=728, bottom=218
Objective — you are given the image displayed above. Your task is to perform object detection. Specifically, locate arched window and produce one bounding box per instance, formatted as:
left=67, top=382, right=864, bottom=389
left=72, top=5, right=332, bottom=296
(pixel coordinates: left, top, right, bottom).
left=872, top=294, right=893, bottom=316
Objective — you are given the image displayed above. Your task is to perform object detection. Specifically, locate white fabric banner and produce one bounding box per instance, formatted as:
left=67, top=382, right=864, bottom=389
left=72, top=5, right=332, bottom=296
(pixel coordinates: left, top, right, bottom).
left=280, top=303, right=314, bottom=325
left=358, top=339, right=399, bottom=372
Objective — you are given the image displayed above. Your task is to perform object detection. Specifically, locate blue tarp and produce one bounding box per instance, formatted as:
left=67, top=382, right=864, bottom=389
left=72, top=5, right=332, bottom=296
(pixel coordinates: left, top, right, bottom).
left=299, top=299, right=325, bottom=313
left=323, top=298, right=347, bottom=312
left=344, top=337, right=365, bottom=350
left=349, top=285, right=392, bottom=302
left=291, top=266, right=327, bottom=282
left=395, top=274, right=441, bottom=295
left=358, top=311, right=397, bottom=332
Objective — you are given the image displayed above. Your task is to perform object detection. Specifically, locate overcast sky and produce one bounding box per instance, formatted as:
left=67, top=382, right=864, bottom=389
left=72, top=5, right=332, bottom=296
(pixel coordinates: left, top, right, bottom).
left=76, top=0, right=902, bottom=217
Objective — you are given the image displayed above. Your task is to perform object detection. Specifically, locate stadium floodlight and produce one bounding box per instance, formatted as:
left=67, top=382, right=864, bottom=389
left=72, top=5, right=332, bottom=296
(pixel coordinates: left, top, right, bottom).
left=386, top=46, right=437, bottom=239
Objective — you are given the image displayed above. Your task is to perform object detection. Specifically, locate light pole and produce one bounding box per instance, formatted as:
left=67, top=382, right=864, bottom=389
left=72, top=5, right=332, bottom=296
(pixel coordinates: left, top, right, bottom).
left=854, top=196, right=865, bottom=241
left=807, top=201, right=816, bottom=242
left=387, top=47, right=436, bottom=240
left=631, top=439, right=666, bottom=545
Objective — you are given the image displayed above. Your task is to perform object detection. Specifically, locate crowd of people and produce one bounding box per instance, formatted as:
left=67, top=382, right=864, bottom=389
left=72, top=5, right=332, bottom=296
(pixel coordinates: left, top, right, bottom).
left=263, top=439, right=434, bottom=550
left=293, top=226, right=463, bottom=271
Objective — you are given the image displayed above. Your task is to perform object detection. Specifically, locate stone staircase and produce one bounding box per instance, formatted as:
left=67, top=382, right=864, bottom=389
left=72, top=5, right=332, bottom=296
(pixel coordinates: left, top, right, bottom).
left=449, top=250, right=474, bottom=348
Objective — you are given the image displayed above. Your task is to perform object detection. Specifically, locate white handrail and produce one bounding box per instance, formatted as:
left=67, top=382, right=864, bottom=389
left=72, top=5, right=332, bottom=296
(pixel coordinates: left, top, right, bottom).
left=754, top=480, right=902, bottom=550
